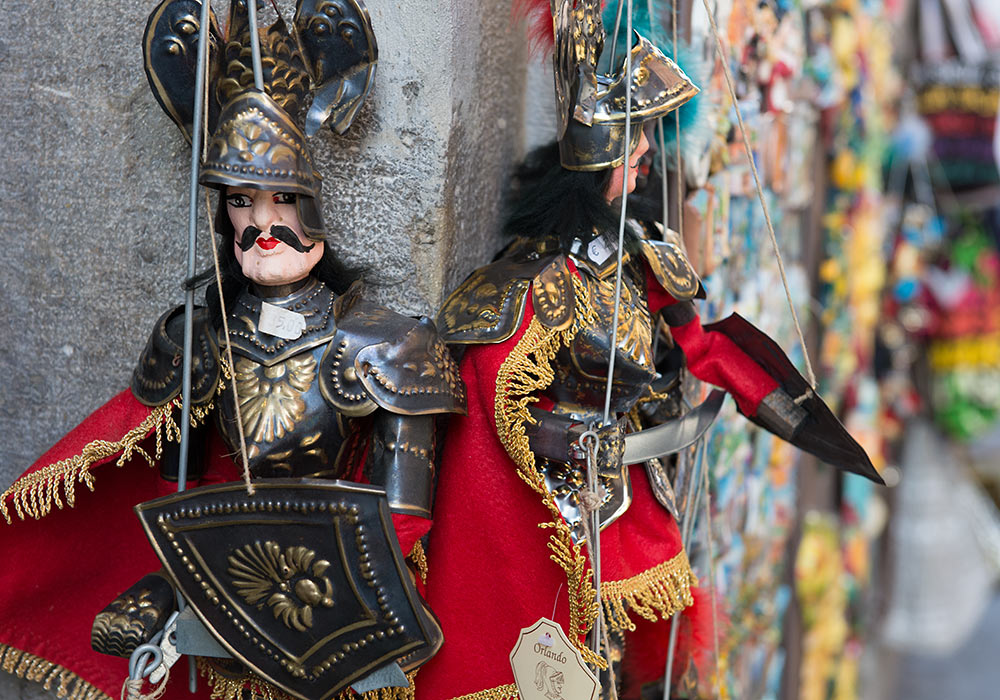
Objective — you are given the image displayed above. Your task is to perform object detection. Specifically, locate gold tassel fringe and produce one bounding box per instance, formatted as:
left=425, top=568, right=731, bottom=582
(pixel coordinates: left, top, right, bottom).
left=493, top=277, right=608, bottom=670
left=198, top=659, right=417, bottom=700
left=1, top=394, right=217, bottom=525
left=602, top=550, right=698, bottom=632
left=0, top=643, right=111, bottom=700
left=410, top=539, right=429, bottom=585
left=449, top=683, right=519, bottom=700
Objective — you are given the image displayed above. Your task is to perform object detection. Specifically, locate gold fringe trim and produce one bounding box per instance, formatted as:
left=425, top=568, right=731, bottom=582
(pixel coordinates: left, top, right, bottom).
left=199, top=658, right=418, bottom=700
left=449, top=683, right=519, bottom=700
left=0, top=643, right=111, bottom=700
left=601, top=550, right=698, bottom=632
left=2, top=392, right=218, bottom=525
left=410, top=539, right=429, bottom=585
left=493, top=276, right=607, bottom=669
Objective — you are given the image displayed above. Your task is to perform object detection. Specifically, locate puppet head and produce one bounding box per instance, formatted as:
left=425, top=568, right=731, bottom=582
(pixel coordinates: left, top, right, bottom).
left=143, top=0, right=378, bottom=240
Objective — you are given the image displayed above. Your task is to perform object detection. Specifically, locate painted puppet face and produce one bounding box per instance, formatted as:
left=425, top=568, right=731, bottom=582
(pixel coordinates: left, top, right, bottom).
left=605, top=129, right=651, bottom=202
left=226, top=187, right=324, bottom=287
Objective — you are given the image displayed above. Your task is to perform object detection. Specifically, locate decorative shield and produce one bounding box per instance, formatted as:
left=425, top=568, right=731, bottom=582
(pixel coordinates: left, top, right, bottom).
left=135, top=479, right=430, bottom=700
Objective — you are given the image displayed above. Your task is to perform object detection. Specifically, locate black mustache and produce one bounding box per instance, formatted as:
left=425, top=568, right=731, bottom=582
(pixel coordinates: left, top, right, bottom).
left=237, top=225, right=316, bottom=253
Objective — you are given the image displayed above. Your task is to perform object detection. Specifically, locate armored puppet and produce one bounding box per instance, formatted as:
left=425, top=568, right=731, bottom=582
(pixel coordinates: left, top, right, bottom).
left=415, top=5, right=880, bottom=699
left=0, top=2, right=464, bottom=700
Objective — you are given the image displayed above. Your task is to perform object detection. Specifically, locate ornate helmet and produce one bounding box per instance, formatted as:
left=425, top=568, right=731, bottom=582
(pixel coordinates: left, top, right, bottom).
left=142, top=0, right=378, bottom=238
left=546, top=0, right=698, bottom=171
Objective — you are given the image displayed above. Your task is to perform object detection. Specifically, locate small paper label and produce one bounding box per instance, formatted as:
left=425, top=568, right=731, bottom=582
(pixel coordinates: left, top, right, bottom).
left=509, top=618, right=598, bottom=700
left=587, top=237, right=614, bottom=265
left=259, top=302, right=307, bottom=340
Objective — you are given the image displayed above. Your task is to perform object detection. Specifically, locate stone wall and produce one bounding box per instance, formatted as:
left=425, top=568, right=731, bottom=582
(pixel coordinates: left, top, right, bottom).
left=0, top=0, right=525, bottom=696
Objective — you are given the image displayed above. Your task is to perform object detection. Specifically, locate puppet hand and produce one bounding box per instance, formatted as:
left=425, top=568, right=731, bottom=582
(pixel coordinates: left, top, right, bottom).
left=91, top=571, right=177, bottom=657
left=571, top=417, right=628, bottom=476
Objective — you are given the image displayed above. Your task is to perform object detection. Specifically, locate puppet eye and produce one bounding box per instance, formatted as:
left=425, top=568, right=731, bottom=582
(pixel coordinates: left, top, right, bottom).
left=226, top=194, right=252, bottom=208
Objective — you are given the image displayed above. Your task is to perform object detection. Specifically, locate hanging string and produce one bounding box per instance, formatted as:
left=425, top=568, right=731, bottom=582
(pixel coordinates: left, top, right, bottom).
left=700, top=0, right=816, bottom=387
left=205, top=192, right=255, bottom=496
left=673, top=0, right=684, bottom=242
left=700, top=443, right=723, bottom=699
left=579, top=433, right=620, bottom=700
left=647, top=0, right=671, bottom=246
left=662, top=438, right=706, bottom=700
left=121, top=669, right=170, bottom=700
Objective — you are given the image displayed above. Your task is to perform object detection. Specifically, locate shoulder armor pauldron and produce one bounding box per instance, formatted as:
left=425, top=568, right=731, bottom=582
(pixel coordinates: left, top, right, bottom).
left=320, top=293, right=466, bottom=417
left=638, top=236, right=704, bottom=301
left=436, top=253, right=561, bottom=343
left=131, top=305, right=220, bottom=407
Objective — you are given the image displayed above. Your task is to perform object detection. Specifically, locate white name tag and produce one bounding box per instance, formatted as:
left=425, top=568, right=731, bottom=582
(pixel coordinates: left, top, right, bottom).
left=509, top=618, right=598, bottom=700
left=590, top=236, right=617, bottom=264
left=258, top=302, right=307, bottom=340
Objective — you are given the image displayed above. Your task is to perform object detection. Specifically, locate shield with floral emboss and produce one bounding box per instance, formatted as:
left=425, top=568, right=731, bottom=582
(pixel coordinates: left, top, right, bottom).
left=135, top=479, right=429, bottom=700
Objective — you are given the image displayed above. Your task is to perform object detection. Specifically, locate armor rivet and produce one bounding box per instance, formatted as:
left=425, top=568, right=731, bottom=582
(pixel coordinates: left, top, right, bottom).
left=387, top=628, right=396, bottom=636
left=343, top=367, right=357, bottom=382
left=395, top=625, right=405, bottom=634
left=342, top=643, right=350, bottom=652
left=187, top=564, right=196, bottom=573
left=359, top=639, right=367, bottom=647
left=376, top=631, right=385, bottom=639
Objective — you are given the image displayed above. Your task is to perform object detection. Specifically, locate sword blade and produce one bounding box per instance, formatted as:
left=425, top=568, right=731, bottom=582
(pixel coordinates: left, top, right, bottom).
left=622, top=390, right=726, bottom=464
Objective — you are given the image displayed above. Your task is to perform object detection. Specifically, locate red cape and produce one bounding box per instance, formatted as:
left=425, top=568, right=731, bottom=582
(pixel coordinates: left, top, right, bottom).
left=0, top=390, right=239, bottom=699
left=416, top=264, right=776, bottom=699
left=0, top=389, right=433, bottom=700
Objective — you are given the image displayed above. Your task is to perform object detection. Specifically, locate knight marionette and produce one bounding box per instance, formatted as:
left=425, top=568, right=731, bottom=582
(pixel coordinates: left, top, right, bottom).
left=415, top=2, right=882, bottom=698
left=0, top=1, right=464, bottom=699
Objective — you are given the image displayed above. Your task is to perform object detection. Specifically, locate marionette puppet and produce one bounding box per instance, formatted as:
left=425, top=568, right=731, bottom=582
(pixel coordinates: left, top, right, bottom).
left=0, top=2, right=465, bottom=700
left=417, top=2, right=882, bottom=699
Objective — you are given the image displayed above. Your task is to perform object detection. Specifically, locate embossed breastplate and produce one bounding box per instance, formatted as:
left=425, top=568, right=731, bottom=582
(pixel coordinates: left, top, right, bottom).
left=544, top=255, right=656, bottom=416
left=215, top=279, right=352, bottom=479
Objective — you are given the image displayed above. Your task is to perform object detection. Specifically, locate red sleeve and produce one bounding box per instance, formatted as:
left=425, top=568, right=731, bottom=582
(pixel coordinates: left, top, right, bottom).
left=643, top=264, right=778, bottom=415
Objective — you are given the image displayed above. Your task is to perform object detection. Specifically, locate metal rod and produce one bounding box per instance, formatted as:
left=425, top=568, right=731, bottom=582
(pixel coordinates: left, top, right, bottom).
left=176, top=0, right=214, bottom=494
left=663, top=436, right=708, bottom=700
left=662, top=610, right=681, bottom=699
left=247, top=0, right=265, bottom=91
left=658, top=119, right=670, bottom=238
left=592, top=0, right=634, bottom=668
left=609, top=0, right=626, bottom=74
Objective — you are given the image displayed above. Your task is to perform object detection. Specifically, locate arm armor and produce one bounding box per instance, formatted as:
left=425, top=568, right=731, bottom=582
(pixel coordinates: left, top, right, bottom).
left=704, top=313, right=884, bottom=484
left=131, top=305, right=220, bottom=407
left=367, top=413, right=436, bottom=518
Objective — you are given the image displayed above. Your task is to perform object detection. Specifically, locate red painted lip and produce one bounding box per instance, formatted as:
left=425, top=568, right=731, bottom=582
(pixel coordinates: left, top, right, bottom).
left=256, top=237, right=280, bottom=250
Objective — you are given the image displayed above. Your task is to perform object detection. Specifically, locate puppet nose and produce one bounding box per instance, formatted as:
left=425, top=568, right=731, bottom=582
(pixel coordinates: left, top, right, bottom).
left=251, top=198, right=284, bottom=231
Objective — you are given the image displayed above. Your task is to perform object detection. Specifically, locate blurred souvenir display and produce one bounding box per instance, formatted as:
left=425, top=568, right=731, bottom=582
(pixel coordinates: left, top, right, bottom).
left=622, top=0, right=901, bottom=698
left=877, top=0, right=1000, bottom=691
